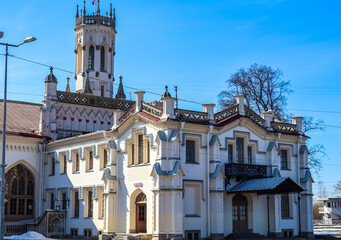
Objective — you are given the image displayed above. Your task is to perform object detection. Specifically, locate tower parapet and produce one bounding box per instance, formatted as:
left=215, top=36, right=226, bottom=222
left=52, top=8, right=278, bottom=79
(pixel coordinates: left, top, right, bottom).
left=75, top=4, right=115, bottom=29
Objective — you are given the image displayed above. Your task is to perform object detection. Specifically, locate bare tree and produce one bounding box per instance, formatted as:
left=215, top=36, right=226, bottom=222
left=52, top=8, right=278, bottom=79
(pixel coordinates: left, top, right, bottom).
left=218, top=63, right=292, bottom=120
left=334, top=180, right=341, bottom=196
left=316, top=181, right=328, bottom=198
left=218, top=63, right=326, bottom=175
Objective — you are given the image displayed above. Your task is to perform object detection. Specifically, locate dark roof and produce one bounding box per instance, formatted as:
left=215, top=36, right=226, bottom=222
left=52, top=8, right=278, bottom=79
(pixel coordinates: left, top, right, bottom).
left=45, top=67, right=57, bottom=83
left=0, top=100, right=41, bottom=134
left=226, top=177, right=303, bottom=194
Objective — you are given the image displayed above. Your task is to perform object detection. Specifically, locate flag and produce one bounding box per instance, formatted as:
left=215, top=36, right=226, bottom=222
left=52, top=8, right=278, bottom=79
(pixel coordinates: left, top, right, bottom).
left=92, top=0, right=97, bottom=5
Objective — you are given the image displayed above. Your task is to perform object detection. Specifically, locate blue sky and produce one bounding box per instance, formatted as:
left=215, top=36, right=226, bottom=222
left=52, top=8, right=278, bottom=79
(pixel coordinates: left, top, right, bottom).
left=1, top=0, right=341, bottom=195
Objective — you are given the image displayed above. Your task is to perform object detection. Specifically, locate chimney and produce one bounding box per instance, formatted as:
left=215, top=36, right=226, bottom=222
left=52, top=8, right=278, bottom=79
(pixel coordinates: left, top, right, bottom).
left=112, top=110, right=125, bottom=129
left=292, top=116, right=303, bottom=134
left=260, top=110, right=275, bottom=130
left=202, top=103, right=215, bottom=124
left=135, top=91, right=145, bottom=112
left=235, top=95, right=245, bottom=115
left=161, top=86, right=175, bottom=119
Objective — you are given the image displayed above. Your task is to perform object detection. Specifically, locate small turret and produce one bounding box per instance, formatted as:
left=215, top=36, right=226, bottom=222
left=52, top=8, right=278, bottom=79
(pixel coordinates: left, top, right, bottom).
left=115, top=75, right=126, bottom=100
left=109, top=3, right=112, bottom=18
left=44, top=67, right=58, bottom=101
left=83, top=0, right=86, bottom=16
left=76, top=5, right=79, bottom=18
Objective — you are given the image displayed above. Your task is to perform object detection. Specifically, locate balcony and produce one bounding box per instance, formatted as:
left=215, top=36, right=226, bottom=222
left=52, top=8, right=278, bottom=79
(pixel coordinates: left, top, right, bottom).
left=225, top=163, right=268, bottom=179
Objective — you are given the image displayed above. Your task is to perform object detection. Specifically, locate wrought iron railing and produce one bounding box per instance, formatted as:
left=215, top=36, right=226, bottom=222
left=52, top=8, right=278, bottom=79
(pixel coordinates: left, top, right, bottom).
left=225, top=163, right=268, bottom=178
left=117, top=104, right=136, bottom=125
left=175, top=109, right=208, bottom=123
left=244, top=107, right=265, bottom=127
left=35, top=210, right=66, bottom=238
left=76, top=15, right=115, bottom=28
left=141, top=102, right=162, bottom=118
left=271, top=121, right=297, bottom=134
left=214, top=104, right=238, bottom=122
left=57, top=91, right=134, bottom=110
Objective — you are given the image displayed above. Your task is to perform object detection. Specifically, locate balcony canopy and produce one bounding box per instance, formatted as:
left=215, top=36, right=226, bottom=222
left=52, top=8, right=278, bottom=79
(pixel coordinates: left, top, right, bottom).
left=226, top=177, right=303, bottom=195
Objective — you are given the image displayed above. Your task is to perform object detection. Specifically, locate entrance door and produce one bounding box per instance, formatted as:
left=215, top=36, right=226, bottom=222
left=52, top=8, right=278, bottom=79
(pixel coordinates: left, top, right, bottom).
left=232, top=194, right=248, bottom=233
left=135, top=192, right=147, bottom=233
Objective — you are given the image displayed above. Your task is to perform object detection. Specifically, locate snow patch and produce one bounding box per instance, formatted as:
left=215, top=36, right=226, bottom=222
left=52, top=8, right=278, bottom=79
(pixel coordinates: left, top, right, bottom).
left=4, top=231, right=57, bottom=240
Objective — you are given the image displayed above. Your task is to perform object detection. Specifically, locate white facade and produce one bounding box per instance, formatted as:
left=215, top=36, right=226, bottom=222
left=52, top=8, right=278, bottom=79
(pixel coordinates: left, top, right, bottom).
left=2, top=4, right=314, bottom=240
left=317, top=198, right=341, bottom=225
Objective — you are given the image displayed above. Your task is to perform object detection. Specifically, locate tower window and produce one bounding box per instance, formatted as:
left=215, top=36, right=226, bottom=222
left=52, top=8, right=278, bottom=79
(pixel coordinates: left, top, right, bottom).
left=101, top=85, right=105, bottom=97
left=236, top=138, right=244, bottom=163
left=100, top=46, right=106, bottom=72
left=88, top=45, right=95, bottom=70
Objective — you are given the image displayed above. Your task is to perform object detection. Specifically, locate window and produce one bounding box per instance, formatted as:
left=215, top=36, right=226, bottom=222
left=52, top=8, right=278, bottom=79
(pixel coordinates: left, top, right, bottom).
left=49, top=157, right=55, bottom=176
left=74, top=191, right=79, bottom=218
left=101, top=85, right=105, bottom=97
left=100, top=46, right=105, bottom=71
left=87, top=150, right=93, bottom=171
left=281, top=149, right=288, bottom=169
left=50, top=192, right=55, bottom=210
left=236, top=138, right=244, bottom=163
left=84, top=229, right=92, bottom=238
left=62, top=192, right=67, bottom=210
left=247, top=146, right=252, bottom=164
left=87, top=191, right=93, bottom=218
left=128, top=134, right=150, bottom=165
left=281, top=194, right=290, bottom=218
left=71, top=228, right=78, bottom=237
left=60, top=154, right=67, bottom=174
left=185, top=231, right=200, bottom=240
left=73, top=152, right=80, bottom=173
left=138, top=134, right=144, bottom=164
left=5, top=164, right=35, bottom=220
left=186, top=140, right=195, bottom=163
left=228, top=144, right=233, bottom=163
left=88, top=45, right=95, bottom=70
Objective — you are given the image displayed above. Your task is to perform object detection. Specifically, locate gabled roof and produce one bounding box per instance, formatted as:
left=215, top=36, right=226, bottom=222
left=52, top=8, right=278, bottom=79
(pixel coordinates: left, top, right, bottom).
left=0, top=100, right=41, bottom=135
left=226, top=177, right=303, bottom=194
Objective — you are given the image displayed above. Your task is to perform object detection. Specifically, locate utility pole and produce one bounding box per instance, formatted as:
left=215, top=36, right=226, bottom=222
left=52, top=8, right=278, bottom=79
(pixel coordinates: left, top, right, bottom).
left=0, top=33, right=36, bottom=239
left=174, top=85, right=178, bottom=109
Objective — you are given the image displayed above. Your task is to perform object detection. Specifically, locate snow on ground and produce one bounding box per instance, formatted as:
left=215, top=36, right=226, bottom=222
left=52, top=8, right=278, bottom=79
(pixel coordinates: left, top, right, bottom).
left=4, top=231, right=57, bottom=240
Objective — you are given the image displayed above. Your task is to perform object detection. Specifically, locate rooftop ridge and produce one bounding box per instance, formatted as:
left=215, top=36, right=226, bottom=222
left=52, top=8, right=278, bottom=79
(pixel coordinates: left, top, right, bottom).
left=0, top=99, right=42, bottom=107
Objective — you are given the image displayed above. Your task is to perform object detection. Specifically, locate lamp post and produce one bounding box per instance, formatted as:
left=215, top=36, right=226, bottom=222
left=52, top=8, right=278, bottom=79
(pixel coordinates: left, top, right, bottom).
left=0, top=32, right=36, bottom=239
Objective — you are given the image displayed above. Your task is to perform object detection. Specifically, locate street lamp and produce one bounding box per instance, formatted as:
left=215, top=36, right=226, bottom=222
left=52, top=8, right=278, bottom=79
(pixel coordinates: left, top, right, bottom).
left=0, top=32, right=36, bottom=239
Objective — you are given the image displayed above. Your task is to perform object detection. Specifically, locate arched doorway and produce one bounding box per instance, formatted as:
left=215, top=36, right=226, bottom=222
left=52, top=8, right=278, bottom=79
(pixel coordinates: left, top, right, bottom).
left=5, top=164, right=35, bottom=221
left=232, top=194, right=248, bottom=233
left=135, top=192, right=147, bottom=233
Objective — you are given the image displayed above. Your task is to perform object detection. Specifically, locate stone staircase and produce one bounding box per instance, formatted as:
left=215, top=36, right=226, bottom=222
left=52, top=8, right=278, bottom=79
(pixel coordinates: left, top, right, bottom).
left=102, top=233, right=152, bottom=240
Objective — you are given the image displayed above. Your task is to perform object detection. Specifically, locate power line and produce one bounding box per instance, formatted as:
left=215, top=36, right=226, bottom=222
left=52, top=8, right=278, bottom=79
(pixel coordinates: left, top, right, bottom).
left=5, top=54, right=204, bottom=106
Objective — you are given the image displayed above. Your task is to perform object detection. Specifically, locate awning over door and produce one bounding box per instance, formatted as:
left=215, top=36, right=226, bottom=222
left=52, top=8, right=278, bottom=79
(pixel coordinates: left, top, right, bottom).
left=226, top=177, right=303, bottom=194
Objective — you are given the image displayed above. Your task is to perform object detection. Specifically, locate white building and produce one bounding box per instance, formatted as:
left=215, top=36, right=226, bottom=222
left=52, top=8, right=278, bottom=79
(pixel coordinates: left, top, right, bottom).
left=2, top=3, right=314, bottom=239
left=317, top=198, right=341, bottom=225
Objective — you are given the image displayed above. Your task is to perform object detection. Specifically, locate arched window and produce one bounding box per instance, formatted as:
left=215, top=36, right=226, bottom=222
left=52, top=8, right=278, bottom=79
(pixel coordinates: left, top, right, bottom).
left=100, top=46, right=106, bottom=71
left=5, top=164, right=35, bottom=221
left=88, top=45, right=95, bottom=70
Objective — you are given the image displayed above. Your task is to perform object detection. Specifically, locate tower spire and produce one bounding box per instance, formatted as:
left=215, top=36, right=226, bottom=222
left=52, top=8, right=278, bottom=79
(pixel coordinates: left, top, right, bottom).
left=83, top=70, right=93, bottom=94
left=115, top=75, right=126, bottom=100
left=109, top=3, right=113, bottom=18
left=76, top=5, right=79, bottom=18
left=113, top=8, right=116, bottom=20
left=65, top=77, right=71, bottom=92
left=83, top=0, right=86, bottom=16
